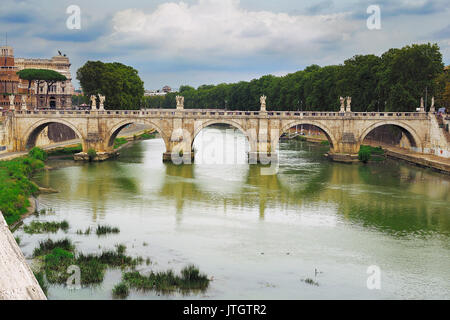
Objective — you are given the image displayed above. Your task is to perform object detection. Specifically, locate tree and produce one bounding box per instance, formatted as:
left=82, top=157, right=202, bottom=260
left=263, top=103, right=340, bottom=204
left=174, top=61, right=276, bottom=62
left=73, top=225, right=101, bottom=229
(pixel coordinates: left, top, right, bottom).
left=436, top=69, right=450, bottom=109
left=42, top=70, right=67, bottom=108
left=17, top=69, right=66, bottom=108
left=77, top=61, right=144, bottom=110
left=378, top=43, right=444, bottom=111
left=141, top=43, right=446, bottom=112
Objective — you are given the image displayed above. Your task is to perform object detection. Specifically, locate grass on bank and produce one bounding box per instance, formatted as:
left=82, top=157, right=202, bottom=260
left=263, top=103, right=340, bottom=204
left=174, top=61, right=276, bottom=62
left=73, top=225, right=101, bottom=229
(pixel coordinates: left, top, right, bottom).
left=114, top=138, right=128, bottom=149
left=114, top=131, right=156, bottom=149
left=112, top=282, right=130, bottom=299
left=358, top=145, right=385, bottom=163
left=34, top=241, right=143, bottom=285
left=47, top=144, right=82, bottom=156
left=96, top=225, right=120, bottom=236
left=24, top=220, right=69, bottom=234
left=122, top=264, right=210, bottom=294
left=0, top=147, right=47, bottom=225
left=33, top=238, right=75, bottom=256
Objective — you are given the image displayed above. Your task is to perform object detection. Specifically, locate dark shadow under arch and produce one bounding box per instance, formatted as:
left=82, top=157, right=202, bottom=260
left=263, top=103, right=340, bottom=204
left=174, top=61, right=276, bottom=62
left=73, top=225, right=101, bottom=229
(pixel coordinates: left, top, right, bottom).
left=107, top=121, right=168, bottom=152
left=279, top=122, right=336, bottom=150
left=26, top=121, right=81, bottom=150
left=360, top=124, right=419, bottom=149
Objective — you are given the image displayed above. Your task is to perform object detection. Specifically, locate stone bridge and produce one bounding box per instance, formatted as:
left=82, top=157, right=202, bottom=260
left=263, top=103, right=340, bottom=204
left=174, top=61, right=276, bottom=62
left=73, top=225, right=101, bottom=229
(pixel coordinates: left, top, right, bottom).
left=2, top=103, right=447, bottom=163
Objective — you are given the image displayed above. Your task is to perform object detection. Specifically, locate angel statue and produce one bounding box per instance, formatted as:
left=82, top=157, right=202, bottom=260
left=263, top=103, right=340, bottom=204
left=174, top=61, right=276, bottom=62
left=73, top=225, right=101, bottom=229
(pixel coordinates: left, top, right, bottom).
left=260, top=95, right=267, bottom=111
left=98, top=94, right=106, bottom=110
left=90, top=95, right=97, bottom=110
left=9, top=95, right=15, bottom=110
left=339, top=96, right=345, bottom=112
left=176, top=95, right=184, bottom=109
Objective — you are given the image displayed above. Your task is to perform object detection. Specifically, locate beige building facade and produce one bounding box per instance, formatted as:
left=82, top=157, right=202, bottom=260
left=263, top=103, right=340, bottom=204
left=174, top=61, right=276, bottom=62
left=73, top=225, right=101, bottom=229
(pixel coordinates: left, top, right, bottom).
left=15, top=53, right=74, bottom=109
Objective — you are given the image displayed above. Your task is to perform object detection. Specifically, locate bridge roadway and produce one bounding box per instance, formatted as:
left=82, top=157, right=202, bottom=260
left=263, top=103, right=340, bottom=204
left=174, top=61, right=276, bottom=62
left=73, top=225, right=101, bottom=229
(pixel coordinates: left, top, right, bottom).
left=0, top=107, right=445, bottom=163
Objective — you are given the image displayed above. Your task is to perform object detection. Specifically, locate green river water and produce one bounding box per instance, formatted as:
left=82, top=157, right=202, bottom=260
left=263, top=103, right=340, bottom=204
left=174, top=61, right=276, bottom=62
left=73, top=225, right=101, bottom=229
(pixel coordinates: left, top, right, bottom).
left=14, top=127, right=450, bottom=299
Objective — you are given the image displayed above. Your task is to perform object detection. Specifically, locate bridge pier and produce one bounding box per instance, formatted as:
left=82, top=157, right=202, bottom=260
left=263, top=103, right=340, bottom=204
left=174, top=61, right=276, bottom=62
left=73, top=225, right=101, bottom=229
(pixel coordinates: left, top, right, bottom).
left=326, top=152, right=359, bottom=163
left=162, top=151, right=195, bottom=164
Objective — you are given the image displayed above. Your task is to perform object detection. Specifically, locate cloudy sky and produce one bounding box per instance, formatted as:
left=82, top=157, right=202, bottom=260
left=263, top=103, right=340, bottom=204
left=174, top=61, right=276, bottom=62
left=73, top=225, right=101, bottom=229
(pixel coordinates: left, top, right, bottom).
left=1, top=0, right=449, bottom=89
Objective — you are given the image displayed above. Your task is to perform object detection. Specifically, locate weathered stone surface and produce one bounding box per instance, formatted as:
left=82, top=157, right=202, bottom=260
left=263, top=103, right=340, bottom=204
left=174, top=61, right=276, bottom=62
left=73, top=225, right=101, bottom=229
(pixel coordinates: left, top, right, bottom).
left=0, top=212, right=46, bottom=300
left=2, top=109, right=449, bottom=162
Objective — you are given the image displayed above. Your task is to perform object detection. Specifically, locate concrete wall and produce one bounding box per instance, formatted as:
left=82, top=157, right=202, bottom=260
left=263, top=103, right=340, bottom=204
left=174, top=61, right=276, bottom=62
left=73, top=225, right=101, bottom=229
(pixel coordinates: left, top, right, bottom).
left=0, top=212, right=46, bottom=300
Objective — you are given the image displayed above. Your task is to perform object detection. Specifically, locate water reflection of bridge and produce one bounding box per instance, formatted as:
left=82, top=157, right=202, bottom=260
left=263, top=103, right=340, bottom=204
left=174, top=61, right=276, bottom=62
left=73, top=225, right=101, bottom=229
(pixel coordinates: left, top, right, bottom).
left=57, top=141, right=450, bottom=237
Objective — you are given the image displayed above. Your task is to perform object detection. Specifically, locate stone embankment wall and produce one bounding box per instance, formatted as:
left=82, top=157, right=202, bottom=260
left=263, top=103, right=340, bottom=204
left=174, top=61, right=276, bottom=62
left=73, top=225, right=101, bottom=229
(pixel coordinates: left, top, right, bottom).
left=0, top=212, right=46, bottom=300
left=426, top=115, right=450, bottom=158
left=0, top=116, right=6, bottom=153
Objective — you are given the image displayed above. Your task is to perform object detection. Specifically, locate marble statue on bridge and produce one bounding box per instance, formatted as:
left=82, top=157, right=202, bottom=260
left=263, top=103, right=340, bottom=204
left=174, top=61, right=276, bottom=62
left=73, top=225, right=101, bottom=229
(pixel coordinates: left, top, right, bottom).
left=340, top=96, right=345, bottom=112
left=8, top=95, right=15, bottom=111
left=260, top=95, right=267, bottom=111
left=346, top=96, right=352, bottom=112
left=98, top=94, right=105, bottom=111
left=176, top=95, right=184, bottom=110
left=21, top=95, right=27, bottom=111
left=90, top=95, right=97, bottom=110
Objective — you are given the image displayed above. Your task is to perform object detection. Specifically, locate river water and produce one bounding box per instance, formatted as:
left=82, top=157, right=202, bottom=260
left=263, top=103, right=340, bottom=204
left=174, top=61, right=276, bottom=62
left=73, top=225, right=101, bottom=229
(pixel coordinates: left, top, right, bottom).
left=15, top=127, right=450, bottom=299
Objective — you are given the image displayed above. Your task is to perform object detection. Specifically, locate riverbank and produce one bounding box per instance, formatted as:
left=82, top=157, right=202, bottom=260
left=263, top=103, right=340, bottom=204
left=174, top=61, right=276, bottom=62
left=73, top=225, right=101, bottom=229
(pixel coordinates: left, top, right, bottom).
left=0, top=150, right=46, bottom=226
left=287, top=133, right=450, bottom=174
left=364, top=141, right=450, bottom=175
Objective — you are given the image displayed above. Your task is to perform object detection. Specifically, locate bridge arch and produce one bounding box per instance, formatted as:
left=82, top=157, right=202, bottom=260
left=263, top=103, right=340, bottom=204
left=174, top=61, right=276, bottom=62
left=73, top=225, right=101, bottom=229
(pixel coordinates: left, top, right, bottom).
left=191, top=119, right=256, bottom=153
left=106, top=119, right=169, bottom=152
left=24, top=119, right=85, bottom=150
left=359, top=121, right=422, bottom=151
left=277, top=121, right=338, bottom=151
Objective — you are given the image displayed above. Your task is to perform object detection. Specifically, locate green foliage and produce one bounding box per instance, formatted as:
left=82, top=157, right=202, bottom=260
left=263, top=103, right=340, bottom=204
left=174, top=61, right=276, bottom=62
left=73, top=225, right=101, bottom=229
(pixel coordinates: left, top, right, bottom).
left=0, top=156, right=43, bottom=225
left=112, top=282, right=129, bottom=299
left=87, top=149, right=97, bottom=161
left=122, top=265, right=210, bottom=294
left=17, top=69, right=67, bottom=83
left=24, top=220, right=69, bottom=234
left=143, top=43, right=445, bottom=112
left=77, top=61, right=144, bottom=110
left=28, top=147, right=47, bottom=162
left=96, top=225, right=120, bottom=236
left=33, top=238, right=74, bottom=257
left=139, top=132, right=155, bottom=140
left=71, top=94, right=89, bottom=107
left=358, top=145, right=384, bottom=163
left=114, top=138, right=128, bottom=149
left=358, top=149, right=371, bottom=163
left=39, top=244, right=143, bottom=285
left=76, top=227, right=92, bottom=235
left=47, top=144, right=82, bottom=156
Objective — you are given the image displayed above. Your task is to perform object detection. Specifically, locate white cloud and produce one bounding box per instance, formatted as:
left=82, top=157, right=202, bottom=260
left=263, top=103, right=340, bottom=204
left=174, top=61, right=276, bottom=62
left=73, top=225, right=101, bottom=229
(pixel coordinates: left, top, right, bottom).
left=110, top=0, right=356, bottom=59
